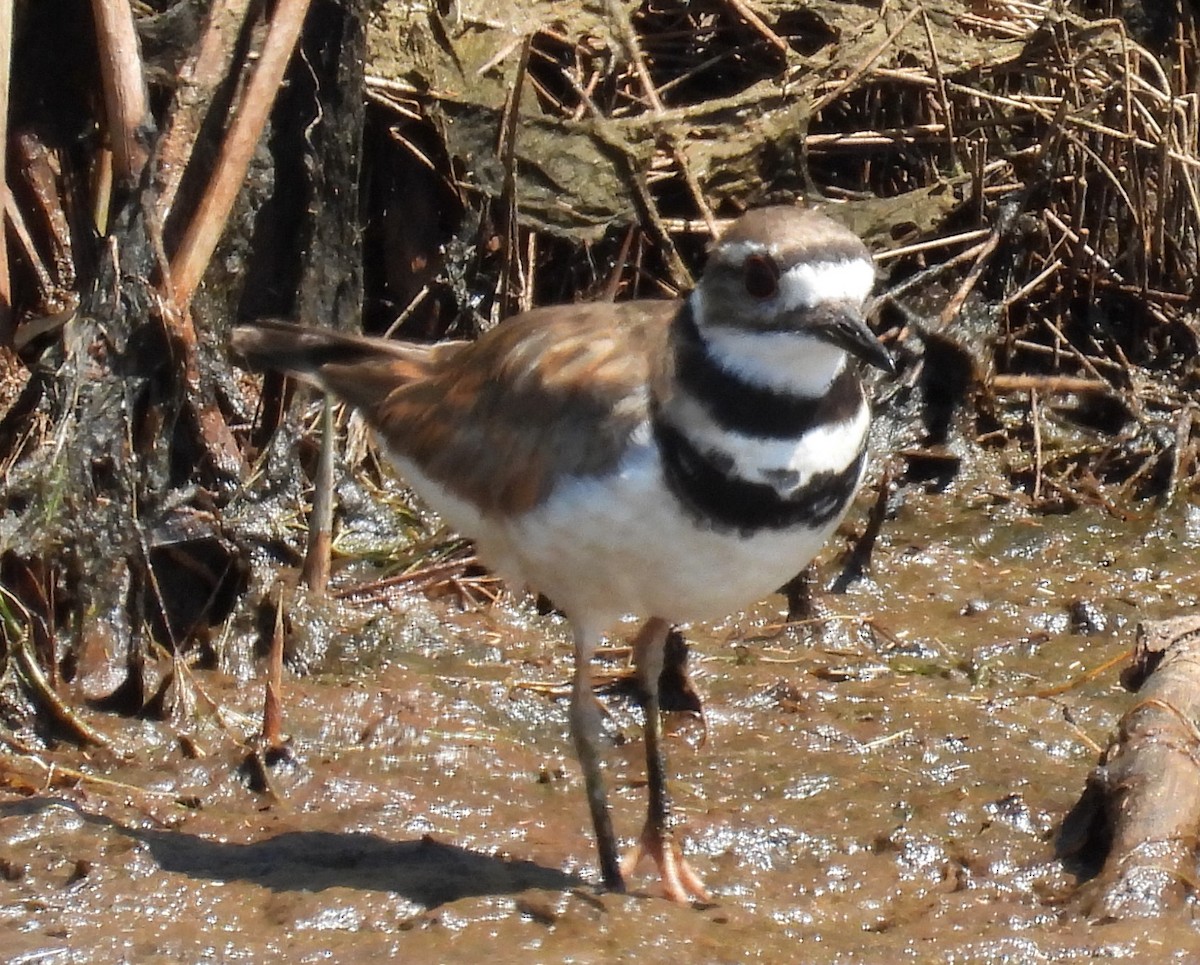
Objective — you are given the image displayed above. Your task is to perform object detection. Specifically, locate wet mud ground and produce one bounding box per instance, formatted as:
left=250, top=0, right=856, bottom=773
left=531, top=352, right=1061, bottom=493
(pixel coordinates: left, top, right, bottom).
left=4, top=485, right=1200, bottom=963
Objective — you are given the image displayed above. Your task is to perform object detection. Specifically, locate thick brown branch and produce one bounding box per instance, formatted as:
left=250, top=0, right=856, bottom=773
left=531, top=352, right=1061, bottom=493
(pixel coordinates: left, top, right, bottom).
left=1059, top=614, right=1200, bottom=920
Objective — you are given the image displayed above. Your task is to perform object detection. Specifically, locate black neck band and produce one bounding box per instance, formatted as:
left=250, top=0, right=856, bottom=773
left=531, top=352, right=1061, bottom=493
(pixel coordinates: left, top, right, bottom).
left=672, top=303, right=863, bottom=440
left=653, top=416, right=866, bottom=536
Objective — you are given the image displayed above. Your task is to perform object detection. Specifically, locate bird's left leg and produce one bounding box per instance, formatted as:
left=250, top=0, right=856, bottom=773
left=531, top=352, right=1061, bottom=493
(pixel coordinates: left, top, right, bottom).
left=620, top=617, right=710, bottom=902
left=570, top=625, right=625, bottom=892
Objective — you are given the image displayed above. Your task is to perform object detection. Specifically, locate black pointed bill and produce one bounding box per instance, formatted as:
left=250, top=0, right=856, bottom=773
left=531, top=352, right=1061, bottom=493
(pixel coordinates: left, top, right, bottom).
left=807, top=305, right=895, bottom=374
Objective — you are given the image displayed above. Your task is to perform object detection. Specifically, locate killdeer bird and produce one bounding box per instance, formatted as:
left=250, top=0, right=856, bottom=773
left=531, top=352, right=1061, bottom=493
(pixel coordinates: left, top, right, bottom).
left=232, top=206, right=893, bottom=902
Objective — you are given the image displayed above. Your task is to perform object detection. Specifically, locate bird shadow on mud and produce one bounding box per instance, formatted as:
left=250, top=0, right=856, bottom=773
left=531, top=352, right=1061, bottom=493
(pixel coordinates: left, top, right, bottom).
left=2, top=797, right=583, bottom=908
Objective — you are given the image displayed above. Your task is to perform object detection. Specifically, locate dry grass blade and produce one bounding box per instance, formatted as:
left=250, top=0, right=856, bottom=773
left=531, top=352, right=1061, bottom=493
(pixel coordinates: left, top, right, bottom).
left=12, top=624, right=122, bottom=753
left=810, top=8, right=920, bottom=115
left=991, top=374, right=1113, bottom=395
left=261, top=589, right=286, bottom=750
left=0, top=743, right=195, bottom=809
left=718, top=0, right=789, bottom=57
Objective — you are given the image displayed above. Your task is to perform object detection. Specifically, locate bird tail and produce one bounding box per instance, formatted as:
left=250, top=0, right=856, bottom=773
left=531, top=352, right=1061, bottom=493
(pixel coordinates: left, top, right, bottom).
left=230, top=319, right=436, bottom=410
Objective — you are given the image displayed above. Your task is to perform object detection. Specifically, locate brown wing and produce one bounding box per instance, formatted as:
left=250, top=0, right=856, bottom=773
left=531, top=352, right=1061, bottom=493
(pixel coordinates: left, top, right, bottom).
left=232, top=303, right=677, bottom=515
left=372, top=301, right=676, bottom=514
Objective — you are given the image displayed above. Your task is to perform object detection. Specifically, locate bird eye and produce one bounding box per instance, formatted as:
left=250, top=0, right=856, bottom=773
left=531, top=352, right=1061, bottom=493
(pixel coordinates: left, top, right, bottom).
left=742, top=253, right=780, bottom=299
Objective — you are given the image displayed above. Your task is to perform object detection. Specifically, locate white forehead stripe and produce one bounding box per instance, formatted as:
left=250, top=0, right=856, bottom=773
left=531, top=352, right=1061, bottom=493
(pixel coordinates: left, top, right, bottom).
left=780, top=258, right=876, bottom=310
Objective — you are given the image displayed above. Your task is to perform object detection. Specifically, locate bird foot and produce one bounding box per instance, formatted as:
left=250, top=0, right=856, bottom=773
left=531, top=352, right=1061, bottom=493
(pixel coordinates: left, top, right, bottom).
left=620, top=824, right=710, bottom=903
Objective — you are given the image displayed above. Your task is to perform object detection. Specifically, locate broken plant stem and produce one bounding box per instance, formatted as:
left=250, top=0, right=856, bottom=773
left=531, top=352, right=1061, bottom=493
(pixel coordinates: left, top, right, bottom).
left=261, top=588, right=286, bottom=749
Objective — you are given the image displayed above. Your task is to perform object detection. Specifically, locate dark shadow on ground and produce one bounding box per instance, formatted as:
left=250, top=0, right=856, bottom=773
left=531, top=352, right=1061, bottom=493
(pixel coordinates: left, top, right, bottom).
left=1, top=798, right=583, bottom=908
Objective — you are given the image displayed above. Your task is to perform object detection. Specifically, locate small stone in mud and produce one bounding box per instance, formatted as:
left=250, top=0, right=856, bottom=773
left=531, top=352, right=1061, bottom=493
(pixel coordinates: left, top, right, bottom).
left=65, top=858, right=92, bottom=887
left=177, top=733, right=206, bottom=759
left=960, top=599, right=989, bottom=616
left=1068, top=598, right=1107, bottom=634
left=516, top=895, right=561, bottom=925
left=1, top=858, right=26, bottom=881
left=264, top=742, right=298, bottom=767
left=983, top=792, right=1043, bottom=836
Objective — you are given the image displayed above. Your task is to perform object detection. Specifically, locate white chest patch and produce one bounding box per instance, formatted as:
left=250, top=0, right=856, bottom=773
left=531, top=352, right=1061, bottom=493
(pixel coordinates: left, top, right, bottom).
left=508, top=440, right=850, bottom=629
left=380, top=433, right=853, bottom=635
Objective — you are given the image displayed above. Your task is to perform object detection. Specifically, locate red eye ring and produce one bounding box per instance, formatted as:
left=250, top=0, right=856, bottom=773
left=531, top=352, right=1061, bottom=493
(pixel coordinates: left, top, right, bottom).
left=743, top=252, right=780, bottom=299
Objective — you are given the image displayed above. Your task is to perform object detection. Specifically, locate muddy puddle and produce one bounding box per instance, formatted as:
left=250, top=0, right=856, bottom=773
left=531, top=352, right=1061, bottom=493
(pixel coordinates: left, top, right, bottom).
left=4, top=482, right=1200, bottom=963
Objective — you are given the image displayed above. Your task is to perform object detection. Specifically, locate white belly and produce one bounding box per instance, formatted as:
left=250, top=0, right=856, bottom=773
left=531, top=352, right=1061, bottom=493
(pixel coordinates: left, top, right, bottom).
left=385, top=435, right=852, bottom=635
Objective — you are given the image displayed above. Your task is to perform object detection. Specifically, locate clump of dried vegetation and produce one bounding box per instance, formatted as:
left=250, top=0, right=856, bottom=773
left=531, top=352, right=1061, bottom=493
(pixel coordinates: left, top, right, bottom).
left=0, top=0, right=1196, bottom=738
left=365, top=0, right=1200, bottom=510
